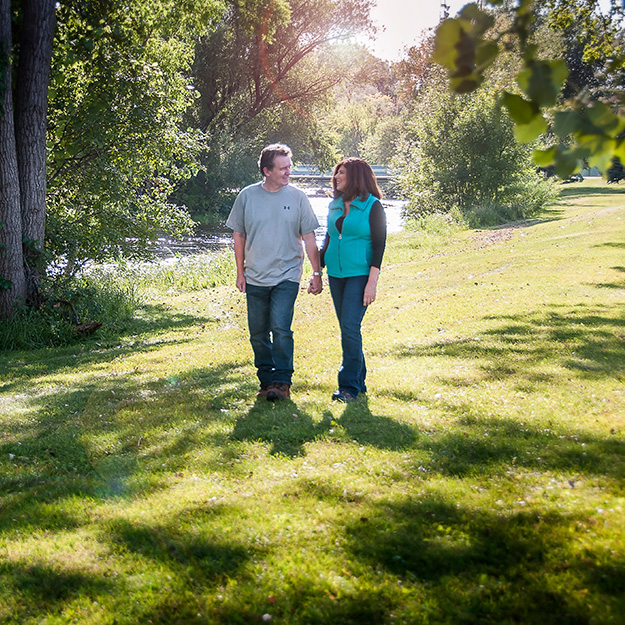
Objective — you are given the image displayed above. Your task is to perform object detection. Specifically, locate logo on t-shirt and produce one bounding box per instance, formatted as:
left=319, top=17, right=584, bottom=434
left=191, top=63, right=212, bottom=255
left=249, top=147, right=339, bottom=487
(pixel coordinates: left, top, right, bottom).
left=283, top=205, right=291, bottom=211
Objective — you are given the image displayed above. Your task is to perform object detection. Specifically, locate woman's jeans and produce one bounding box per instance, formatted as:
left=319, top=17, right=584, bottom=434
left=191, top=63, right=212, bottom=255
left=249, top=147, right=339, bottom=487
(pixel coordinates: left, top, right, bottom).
left=246, top=280, right=299, bottom=386
left=328, top=275, right=369, bottom=397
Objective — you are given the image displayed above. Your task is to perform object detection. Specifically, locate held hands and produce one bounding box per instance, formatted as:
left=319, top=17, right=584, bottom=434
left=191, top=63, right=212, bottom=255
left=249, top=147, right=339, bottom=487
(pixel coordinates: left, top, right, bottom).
left=308, top=274, right=323, bottom=295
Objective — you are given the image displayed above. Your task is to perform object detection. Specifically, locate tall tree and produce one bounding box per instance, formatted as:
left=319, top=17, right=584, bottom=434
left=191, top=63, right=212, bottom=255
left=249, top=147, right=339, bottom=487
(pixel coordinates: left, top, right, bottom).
left=46, top=0, right=223, bottom=277
left=195, top=0, right=374, bottom=133
left=182, top=0, right=374, bottom=215
left=0, top=0, right=55, bottom=317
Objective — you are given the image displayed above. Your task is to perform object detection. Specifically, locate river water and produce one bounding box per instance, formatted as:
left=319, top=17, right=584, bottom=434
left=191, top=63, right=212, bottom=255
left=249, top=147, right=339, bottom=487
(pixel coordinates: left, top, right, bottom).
left=153, top=190, right=405, bottom=259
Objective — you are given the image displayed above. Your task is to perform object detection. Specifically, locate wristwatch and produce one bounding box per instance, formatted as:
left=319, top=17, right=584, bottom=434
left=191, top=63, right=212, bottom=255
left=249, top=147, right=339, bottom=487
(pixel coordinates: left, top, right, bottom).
left=312, top=271, right=322, bottom=276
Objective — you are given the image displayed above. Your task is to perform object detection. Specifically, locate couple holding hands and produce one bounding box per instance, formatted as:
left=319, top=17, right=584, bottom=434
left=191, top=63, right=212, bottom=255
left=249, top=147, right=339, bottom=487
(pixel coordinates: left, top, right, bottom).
left=226, top=144, right=386, bottom=404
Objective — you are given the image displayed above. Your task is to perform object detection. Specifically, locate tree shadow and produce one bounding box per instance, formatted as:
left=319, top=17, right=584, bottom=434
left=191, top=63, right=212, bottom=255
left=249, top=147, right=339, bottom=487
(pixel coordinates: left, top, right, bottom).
left=105, top=513, right=252, bottom=580
left=0, top=560, right=115, bottom=616
left=0, top=301, right=220, bottom=391
left=0, top=359, right=248, bottom=525
left=558, top=185, right=625, bottom=198
left=388, top=303, right=625, bottom=382
left=342, top=496, right=625, bottom=623
left=413, top=412, right=625, bottom=481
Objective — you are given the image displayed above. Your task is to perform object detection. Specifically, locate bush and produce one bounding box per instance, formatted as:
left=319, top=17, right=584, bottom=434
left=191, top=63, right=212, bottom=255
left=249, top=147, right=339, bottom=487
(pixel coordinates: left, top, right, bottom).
left=0, top=248, right=236, bottom=351
left=395, top=81, right=558, bottom=227
left=607, top=158, right=625, bottom=183
left=0, top=274, right=140, bottom=351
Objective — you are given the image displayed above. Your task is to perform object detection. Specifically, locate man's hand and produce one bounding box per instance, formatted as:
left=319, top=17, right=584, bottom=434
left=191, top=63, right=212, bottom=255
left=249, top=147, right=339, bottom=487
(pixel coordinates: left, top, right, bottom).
left=236, top=274, right=246, bottom=293
left=302, top=232, right=323, bottom=295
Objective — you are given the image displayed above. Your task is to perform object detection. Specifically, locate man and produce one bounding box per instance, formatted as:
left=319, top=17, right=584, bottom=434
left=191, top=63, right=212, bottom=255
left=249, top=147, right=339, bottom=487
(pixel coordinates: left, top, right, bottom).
left=226, top=144, right=323, bottom=401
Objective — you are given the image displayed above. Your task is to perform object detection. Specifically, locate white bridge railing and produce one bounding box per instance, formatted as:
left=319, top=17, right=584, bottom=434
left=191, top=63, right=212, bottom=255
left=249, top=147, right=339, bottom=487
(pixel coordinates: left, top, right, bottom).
left=291, top=165, right=393, bottom=180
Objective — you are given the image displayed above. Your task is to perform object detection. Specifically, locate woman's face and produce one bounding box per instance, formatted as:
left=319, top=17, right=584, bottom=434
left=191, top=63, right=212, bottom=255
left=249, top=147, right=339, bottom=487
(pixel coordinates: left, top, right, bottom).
left=334, top=165, right=348, bottom=192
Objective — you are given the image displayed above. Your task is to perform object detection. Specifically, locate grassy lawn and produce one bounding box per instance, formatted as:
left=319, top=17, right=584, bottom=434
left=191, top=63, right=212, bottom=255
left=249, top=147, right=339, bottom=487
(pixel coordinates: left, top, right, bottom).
left=1, top=178, right=624, bottom=624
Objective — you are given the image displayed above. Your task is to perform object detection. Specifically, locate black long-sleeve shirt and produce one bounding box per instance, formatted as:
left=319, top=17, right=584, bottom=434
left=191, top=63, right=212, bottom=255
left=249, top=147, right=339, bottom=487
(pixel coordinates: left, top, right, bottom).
left=320, top=199, right=386, bottom=269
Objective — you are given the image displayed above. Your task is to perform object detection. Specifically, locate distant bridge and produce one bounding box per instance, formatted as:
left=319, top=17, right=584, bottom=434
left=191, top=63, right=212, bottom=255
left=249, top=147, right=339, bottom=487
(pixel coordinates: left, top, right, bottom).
left=291, top=164, right=393, bottom=181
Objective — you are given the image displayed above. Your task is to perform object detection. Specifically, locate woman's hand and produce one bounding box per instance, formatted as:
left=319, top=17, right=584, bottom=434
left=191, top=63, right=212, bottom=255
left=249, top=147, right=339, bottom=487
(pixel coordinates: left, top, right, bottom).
left=364, top=267, right=380, bottom=306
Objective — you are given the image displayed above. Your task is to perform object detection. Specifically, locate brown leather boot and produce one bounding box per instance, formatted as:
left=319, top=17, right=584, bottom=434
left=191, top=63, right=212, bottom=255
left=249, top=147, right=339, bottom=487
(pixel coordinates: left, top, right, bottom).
left=266, top=383, right=291, bottom=401
left=257, top=384, right=271, bottom=399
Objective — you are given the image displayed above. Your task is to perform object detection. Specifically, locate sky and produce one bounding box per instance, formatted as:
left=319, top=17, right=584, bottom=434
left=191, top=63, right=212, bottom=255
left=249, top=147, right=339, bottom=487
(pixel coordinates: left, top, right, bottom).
left=367, top=0, right=472, bottom=61
left=367, top=0, right=615, bottom=62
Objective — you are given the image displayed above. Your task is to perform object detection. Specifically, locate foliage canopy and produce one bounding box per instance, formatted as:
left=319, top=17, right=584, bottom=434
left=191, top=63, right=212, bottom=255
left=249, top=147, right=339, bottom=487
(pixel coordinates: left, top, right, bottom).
left=434, top=0, right=625, bottom=177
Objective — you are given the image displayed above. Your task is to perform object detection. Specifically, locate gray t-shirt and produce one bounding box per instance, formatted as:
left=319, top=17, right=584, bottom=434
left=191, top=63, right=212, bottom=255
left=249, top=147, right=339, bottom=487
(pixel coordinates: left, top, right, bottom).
left=226, top=182, right=319, bottom=287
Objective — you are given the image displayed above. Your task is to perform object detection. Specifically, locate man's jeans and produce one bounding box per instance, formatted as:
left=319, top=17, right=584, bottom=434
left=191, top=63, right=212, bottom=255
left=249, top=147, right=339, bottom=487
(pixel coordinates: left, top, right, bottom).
left=246, top=280, right=299, bottom=386
left=328, top=275, right=369, bottom=397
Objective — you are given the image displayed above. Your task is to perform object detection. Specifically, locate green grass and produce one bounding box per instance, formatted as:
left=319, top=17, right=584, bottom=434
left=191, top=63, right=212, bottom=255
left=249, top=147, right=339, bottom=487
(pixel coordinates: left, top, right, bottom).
left=1, top=178, right=624, bottom=624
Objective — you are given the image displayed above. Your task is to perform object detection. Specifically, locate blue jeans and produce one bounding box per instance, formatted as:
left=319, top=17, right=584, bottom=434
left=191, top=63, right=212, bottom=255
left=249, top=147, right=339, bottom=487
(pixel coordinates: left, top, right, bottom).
left=328, top=275, right=369, bottom=397
left=246, top=280, right=299, bottom=386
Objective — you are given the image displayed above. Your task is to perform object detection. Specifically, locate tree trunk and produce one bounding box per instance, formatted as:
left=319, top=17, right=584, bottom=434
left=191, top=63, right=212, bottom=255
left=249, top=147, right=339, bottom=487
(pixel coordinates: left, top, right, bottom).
left=15, top=0, right=56, bottom=307
left=0, top=0, right=27, bottom=318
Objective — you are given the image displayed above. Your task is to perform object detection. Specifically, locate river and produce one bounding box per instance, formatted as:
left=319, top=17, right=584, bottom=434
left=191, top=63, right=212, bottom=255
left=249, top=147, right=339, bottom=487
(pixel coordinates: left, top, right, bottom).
left=153, top=190, right=406, bottom=259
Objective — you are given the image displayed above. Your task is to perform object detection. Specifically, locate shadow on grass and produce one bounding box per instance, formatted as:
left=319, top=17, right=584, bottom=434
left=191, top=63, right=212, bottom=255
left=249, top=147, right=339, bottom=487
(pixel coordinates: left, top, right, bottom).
left=558, top=185, right=625, bottom=198
left=230, top=399, right=330, bottom=457
left=343, top=495, right=625, bottom=623
left=597, top=264, right=625, bottom=289
left=0, top=359, right=248, bottom=522
left=230, top=396, right=417, bottom=457
left=0, top=301, right=218, bottom=392
left=105, top=515, right=251, bottom=579
left=415, top=413, right=625, bottom=481
left=389, top=303, right=625, bottom=382
left=335, top=397, right=417, bottom=450
left=0, top=502, right=254, bottom=624
left=0, top=561, right=114, bottom=614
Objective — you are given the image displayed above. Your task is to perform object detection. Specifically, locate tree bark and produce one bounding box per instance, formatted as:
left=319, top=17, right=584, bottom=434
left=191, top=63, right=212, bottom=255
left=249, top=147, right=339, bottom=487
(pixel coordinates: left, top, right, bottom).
left=0, top=0, right=27, bottom=318
left=15, top=0, right=56, bottom=306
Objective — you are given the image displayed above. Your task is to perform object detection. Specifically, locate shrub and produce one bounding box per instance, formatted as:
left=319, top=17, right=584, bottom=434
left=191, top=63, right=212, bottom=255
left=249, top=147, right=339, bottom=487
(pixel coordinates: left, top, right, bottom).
left=395, top=81, right=558, bottom=226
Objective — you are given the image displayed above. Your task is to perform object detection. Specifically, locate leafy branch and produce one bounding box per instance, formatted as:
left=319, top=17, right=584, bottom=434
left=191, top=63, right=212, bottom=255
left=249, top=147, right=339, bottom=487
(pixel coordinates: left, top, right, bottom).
left=434, top=0, right=625, bottom=177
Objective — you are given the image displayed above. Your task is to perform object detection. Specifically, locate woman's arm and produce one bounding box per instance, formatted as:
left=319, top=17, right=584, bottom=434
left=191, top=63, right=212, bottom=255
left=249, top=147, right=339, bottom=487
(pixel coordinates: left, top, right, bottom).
left=364, top=200, right=386, bottom=306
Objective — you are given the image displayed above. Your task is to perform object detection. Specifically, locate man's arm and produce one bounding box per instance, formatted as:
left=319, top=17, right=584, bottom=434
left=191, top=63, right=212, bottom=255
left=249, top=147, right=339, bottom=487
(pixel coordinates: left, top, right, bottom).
left=233, top=231, right=247, bottom=293
left=302, top=231, right=322, bottom=295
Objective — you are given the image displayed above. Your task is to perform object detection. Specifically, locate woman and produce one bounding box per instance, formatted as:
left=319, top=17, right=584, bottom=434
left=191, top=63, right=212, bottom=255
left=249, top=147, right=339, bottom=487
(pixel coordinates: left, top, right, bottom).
left=321, top=157, right=387, bottom=403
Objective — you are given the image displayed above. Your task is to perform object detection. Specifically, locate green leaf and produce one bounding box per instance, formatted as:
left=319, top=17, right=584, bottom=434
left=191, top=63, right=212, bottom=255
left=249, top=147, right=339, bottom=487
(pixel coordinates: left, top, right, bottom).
left=517, top=60, right=568, bottom=107
left=476, top=41, right=499, bottom=70
left=502, top=92, right=537, bottom=125
left=533, top=146, right=557, bottom=167
left=451, top=74, right=483, bottom=93
left=613, top=139, right=625, bottom=163
left=584, top=136, right=617, bottom=172
left=514, top=114, right=548, bottom=143
left=553, top=110, right=581, bottom=138
left=582, top=102, right=622, bottom=136
left=458, top=4, right=495, bottom=36
left=434, top=19, right=465, bottom=69
left=553, top=148, right=580, bottom=179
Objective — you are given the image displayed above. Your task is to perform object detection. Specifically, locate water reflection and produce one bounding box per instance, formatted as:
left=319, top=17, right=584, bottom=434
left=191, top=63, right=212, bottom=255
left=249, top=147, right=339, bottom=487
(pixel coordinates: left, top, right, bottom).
left=153, top=189, right=405, bottom=259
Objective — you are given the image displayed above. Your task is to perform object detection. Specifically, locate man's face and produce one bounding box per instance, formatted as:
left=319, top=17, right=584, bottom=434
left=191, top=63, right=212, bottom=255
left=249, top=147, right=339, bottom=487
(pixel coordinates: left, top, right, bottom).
left=263, top=154, right=292, bottom=191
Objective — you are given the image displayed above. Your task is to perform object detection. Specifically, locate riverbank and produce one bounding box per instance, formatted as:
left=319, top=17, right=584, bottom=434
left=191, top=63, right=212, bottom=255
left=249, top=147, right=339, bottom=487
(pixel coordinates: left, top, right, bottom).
left=1, top=179, right=624, bottom=624
left=155, top=189, right=406, bottom=258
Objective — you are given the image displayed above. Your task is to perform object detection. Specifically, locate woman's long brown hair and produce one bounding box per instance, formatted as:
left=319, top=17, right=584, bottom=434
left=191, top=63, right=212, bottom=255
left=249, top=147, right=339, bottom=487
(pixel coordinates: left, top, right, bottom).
left=331, top=157, right=383, bottom=202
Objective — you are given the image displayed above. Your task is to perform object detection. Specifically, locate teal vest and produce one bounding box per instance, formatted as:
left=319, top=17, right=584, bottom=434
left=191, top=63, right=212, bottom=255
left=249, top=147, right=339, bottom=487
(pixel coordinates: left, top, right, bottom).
left=325, top=193, right=378, bottom=278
